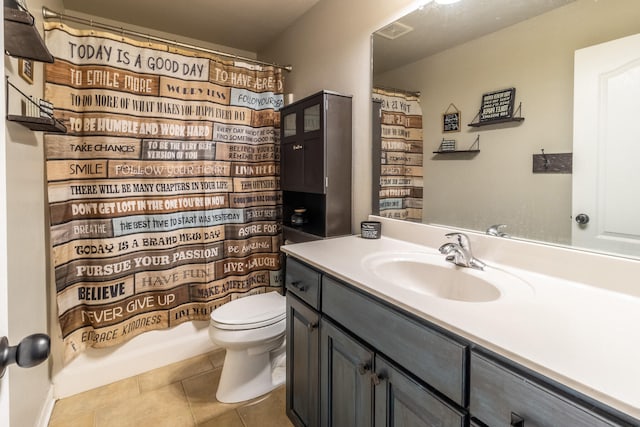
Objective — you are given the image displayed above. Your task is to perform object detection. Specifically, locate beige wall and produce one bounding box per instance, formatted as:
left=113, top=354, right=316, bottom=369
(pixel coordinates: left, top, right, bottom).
left=374, top=0, right=640, bottom=244
left=4, top=0, right=64, bottom=424
left=259, top=0, right=416, bottom=230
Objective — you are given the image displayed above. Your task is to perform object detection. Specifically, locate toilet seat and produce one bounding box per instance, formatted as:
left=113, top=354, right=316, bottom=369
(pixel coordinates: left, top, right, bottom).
left=210, top=292, right=285, bottom=331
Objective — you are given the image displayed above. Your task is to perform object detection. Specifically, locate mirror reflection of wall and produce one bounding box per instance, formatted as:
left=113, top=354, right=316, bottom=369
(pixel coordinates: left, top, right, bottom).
left=372, top=0, right=640, bottom=255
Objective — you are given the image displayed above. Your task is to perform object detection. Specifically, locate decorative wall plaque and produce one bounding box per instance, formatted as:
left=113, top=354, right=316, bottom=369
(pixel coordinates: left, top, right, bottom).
left=479, top=88, right=515, bottom=122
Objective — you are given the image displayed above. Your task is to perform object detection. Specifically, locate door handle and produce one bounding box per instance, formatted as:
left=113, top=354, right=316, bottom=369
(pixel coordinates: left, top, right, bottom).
left=0, top=333, right=50, bottom=378
left=575, top=213, right=590, bottom=225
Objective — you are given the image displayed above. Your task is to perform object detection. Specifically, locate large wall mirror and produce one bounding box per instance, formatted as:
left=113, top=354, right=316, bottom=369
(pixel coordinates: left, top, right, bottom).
left=372, top=0, right=640, bottom=260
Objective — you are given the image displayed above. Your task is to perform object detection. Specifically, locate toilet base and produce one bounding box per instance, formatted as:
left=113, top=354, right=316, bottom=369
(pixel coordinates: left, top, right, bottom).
left=215, top=339, right=286, bottom=403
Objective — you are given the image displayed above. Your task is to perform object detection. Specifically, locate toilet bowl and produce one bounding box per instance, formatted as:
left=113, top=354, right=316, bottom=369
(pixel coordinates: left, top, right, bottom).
left=208, top=291, right=286, bottom=403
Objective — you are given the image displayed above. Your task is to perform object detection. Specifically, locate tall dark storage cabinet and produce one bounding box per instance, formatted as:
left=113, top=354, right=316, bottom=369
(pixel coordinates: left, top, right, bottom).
left=280, top=91, right=352, bottom=242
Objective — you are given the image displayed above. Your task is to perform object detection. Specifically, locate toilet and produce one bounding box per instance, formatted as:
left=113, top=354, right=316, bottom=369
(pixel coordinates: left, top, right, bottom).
left=208, top=291, right=287, bottom=403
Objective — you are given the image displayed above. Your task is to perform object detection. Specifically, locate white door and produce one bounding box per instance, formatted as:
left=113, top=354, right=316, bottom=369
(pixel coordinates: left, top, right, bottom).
left=572, top=33, right=640, bottom=256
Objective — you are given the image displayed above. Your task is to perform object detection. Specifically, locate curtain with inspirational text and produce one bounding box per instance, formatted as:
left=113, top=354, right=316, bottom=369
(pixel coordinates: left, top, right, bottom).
left=44, top=22, right=284, bottom=362
left=372, top=88, right=423, bottom=221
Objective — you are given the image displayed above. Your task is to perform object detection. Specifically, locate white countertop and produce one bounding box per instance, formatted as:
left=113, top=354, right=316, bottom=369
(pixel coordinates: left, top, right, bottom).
left=281, top=234, right=640, bottom=419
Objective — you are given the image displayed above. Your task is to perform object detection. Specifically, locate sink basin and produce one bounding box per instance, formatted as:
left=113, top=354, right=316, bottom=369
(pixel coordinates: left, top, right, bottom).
left=362, top=251, right=532, bottom=303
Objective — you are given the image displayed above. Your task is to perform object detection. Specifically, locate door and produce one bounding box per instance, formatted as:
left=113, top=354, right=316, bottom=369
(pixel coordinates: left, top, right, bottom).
left=572, top=33, right=640, bottom=255
left=320, top=319, right=374, bottom=427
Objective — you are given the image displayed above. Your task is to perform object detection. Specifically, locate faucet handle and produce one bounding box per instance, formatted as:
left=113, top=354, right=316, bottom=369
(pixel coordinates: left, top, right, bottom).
left=445, top=232, right=470, bottom=248
left=486, top=224, right=509, bottom=237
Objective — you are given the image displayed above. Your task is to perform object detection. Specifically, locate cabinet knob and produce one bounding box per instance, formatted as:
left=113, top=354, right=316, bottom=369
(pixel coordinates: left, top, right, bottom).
left=289, top=280, right=307, bottom=292
left=510, top=412, right=524, bottom=427
left=357, top=362, right=370, bottom=375
left=307, top=321, right=318, bottom=332
left=293, top=144, right=303, bottom=151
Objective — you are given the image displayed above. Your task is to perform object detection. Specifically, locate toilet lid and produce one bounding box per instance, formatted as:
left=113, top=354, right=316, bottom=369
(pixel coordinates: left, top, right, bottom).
left=210, top=291, right=286, bottom=329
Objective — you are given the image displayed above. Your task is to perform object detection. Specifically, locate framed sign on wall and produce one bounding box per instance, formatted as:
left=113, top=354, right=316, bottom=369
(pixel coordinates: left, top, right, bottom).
left=442, top=103, right=460, bottom=132
left=19, top=58, right=34, bottom=84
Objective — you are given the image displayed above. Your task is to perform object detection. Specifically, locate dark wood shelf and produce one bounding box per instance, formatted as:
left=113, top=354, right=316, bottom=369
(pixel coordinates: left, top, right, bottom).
left=7, top=115, right=66, bottom=133
left=468, top=117, right=525, bottom=127
left=433, top=149, right=480, bottom=154
left=4, top=0, right=55, bottom=62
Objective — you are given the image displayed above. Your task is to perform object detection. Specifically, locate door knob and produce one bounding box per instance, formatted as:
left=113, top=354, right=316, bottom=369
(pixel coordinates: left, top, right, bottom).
left=0, top=333, right=50, bottom=378
left=575, top=213, right=590, bottom=225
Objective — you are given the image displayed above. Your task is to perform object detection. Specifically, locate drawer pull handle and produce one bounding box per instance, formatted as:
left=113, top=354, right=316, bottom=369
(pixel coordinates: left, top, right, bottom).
left=510, top=412, right=524, bottom=427
left=293, top=144, right=303, bottom=151
left=289, top=280, right=308, bottom=292
left=357, top=362, right=370, bottom=375
left=371, top=372, right=384, bottom=386
left=307, top=321, right=318, bottom=332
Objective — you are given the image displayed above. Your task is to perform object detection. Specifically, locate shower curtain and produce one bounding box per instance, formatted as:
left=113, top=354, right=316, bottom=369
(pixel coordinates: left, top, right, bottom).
left=372, top=88, right=423, bottom=221
left=44, top=22, right=284, bottom=361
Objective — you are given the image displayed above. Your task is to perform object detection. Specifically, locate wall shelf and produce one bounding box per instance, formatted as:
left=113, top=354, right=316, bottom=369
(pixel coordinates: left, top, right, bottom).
left=5, top=78, right=67, bottom=133
left=468, top=117, right=525, bottom=127
left=468, top=101, right=525, bottom=127
left=433, top=149, right=480, bottom=154
left=433, top=135, right=480, bottom=154
left=4, top=0, right=54, bottom=62
left=6, top=114, right=66, bottom=133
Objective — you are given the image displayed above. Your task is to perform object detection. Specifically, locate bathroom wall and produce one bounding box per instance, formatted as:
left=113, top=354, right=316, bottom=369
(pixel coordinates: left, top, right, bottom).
left=259, top=0, right=416, bottom=231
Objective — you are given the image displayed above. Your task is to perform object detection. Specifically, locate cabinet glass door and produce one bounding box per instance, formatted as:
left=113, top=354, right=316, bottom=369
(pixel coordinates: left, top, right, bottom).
left=304, top=104, right=321, bottom=132
left=284, top=113, right=297, bottom=137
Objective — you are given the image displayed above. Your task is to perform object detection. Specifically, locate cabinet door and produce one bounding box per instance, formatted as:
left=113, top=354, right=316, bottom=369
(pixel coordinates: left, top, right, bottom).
left=281, top=139, right=325, bottom=193
left=321, top=319, right=374, bottom=427
left=287, top=294, right=320, bottom=427
left=374, top=356, right=466, bottom=427
left=280, top=94, right=326, bottom=194
left=281, top=142, right=305, bottom=192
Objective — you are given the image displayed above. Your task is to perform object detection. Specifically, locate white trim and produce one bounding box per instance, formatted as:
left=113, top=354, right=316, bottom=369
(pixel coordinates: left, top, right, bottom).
left=53, top=321, right=216, bottom=398
left=36, top=386, right=56, bottom=427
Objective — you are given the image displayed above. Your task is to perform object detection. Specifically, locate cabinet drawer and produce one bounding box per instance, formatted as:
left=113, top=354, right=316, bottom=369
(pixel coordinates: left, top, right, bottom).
left=322, top=277, right=468, bottom=407
left=470, top=350, right=626, bottom=427
left=286, top=257, right=321, bottom=309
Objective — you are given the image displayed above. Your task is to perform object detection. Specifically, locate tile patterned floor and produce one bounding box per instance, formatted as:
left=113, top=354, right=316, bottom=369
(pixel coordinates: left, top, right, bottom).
left=48, top=350, right=294, bottom=427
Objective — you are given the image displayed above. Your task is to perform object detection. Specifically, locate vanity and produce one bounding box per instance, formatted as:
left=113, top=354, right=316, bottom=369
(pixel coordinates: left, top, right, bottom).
left=282, top=217, right=640, bottom=427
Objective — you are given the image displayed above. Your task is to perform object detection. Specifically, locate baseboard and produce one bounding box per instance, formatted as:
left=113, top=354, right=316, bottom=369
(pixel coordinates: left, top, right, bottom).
left=52, top=321, right=217, bottom=399
left=36, top=385, right=56, bottom=427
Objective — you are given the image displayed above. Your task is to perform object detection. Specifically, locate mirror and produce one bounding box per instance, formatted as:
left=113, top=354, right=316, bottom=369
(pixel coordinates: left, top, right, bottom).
left=372, top=0, right=640, bottom=259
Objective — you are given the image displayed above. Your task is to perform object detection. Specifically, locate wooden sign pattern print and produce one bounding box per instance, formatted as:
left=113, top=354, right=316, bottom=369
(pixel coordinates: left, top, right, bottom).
left=44, top=22, right=284, bottom=361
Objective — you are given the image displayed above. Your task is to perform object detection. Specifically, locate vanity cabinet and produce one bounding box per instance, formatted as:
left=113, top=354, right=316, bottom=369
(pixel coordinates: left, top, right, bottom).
left=284, top=254, right=639, bottom=427
left=280, top=91, right=352, bottom=241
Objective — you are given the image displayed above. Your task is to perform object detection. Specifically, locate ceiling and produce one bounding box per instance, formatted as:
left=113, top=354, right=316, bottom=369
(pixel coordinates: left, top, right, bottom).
left=61, top=0, right=321, bottom=53
left=373, top=0, right=575, bottom=74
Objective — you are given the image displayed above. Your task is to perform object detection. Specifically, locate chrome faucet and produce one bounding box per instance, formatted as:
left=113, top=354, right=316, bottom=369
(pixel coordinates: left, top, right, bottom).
left=486, top=224, right=509, bottom=237
left=438, top=232, right=486, bottom=270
